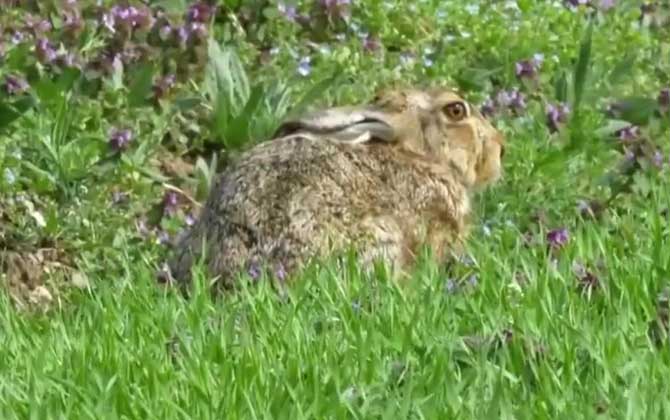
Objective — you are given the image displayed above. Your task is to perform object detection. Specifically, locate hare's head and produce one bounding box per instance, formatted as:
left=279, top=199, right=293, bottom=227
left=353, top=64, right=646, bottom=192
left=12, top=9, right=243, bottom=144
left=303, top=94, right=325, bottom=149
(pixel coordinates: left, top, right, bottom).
left=274, top=86, right=505, bottom=189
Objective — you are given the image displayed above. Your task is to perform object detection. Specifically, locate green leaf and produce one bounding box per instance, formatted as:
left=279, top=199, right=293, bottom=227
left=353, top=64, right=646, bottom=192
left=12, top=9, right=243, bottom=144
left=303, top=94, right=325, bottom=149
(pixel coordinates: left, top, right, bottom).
left=226, top=84, right=266, bottom=149
left=287, top=71, right=339, bottom=120
left=0, top=103, right=22, bottom=131
left=34, top=77, right=61, bottom=106
left=173, top=97, right=202, bottom=112
left=0, top=97, right=35, bottom=131
left=127, top=62, right=156, bottom=108
left=607, top=54, right=637, bottom=86
left=611, top=97, right=659, bottom=126
left=554, top=70, right=569, bottom=103
left=573, top=19, right=594, bottom=112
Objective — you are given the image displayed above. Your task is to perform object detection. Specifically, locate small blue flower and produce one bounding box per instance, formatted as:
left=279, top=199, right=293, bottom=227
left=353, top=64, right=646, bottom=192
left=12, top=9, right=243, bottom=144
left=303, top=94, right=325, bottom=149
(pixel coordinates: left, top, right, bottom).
left=3, top=168, right=16, bottom=185
left=297, top=56, right=311, bottom=76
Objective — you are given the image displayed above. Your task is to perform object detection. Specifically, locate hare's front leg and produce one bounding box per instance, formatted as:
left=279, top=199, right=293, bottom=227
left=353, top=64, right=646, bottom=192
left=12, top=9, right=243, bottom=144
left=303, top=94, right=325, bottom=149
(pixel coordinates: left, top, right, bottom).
left=356, top=215, right=415, bottom=275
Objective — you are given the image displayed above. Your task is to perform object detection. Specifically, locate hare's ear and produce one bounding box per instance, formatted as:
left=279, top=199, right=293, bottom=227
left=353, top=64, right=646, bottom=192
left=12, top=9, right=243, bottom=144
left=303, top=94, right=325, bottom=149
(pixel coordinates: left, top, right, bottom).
left=274, top=107, right=397, bottom=144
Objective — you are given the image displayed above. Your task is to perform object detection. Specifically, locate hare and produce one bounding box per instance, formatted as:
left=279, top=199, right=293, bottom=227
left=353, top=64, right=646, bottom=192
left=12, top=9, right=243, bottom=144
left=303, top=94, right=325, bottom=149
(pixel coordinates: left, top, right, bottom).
left=167, top=85, right=505, bottom=292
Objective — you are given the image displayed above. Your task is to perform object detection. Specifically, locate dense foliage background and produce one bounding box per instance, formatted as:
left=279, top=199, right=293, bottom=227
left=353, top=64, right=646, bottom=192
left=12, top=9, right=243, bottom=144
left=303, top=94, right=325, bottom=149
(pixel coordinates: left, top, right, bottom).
left=1, top=0, right=670, bottom=418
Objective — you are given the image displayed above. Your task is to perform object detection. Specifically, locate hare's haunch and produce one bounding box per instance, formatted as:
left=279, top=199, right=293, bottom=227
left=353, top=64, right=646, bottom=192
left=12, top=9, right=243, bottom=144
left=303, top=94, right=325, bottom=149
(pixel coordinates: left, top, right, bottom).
left=168, top=86, right=505, bottom=291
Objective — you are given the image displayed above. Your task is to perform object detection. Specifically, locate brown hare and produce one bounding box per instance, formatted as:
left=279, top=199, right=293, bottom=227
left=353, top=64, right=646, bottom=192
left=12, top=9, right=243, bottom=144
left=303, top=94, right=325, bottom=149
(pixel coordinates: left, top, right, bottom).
left=167, top=85, right=505, bottom=292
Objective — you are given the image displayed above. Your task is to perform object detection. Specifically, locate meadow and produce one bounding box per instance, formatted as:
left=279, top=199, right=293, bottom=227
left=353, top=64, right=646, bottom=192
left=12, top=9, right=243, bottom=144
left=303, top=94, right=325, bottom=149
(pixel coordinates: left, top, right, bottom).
left=1, top=0, right=670, bottom=418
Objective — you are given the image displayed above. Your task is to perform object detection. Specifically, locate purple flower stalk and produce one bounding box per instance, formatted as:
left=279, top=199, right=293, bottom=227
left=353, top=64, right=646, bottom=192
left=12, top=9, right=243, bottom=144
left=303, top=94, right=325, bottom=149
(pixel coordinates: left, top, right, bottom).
left=504, top=89, right=527, bottom=112
left=153, top=74, right=176, bottom=99
left=109, top=128, right=133, bottom=151
left=362, top=35, right=382, bottom=52
left=278, top=3, right=298, bottom=22
left=599, top=0, right=615, bottom=10
left=184, top=213, right=197, bottom=226
left=4, top=75, right=30, bottom=95
left=547, top=228, right=569, bottom=249
left=653, top=149, right=664, bottom=168
left=616, top=125, right=640, bottom=142
left=248, top=261, right=262, bottom=281
left=546, top=102, right=570, bottom=133
left=319, top=0, right=352, bottom=20
left=515, top=54, right=543, bottom=79
left=186, top=2, right=215, bottom=23
left=480, top=97, right=497, bottom=117
left=35, top=38, right=58, bottom=64
left=104, top=5, right=154, bottom=33
left=163, top=191, right=179, bottom=216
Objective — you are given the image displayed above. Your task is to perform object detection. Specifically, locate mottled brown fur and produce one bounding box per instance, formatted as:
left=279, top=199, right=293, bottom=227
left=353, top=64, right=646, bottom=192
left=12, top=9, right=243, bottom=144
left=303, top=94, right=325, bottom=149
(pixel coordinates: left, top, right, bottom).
left=168, top=86, right=505, bottom=292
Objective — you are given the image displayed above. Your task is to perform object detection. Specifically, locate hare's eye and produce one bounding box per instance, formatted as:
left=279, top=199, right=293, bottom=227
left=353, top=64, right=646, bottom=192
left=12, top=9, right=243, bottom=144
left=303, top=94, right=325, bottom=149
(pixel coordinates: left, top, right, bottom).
left=444, top=102, right=468, bottom=121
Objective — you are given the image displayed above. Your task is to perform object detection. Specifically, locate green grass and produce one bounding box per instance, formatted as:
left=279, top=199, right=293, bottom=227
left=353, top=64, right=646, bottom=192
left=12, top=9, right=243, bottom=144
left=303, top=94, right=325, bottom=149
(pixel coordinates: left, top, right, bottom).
left=1, top=0, right=670, bottom=418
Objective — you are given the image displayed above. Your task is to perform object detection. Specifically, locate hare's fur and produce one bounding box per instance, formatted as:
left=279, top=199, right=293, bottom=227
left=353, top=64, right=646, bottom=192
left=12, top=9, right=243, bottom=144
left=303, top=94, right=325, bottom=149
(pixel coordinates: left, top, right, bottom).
left=168, top=86, right=505, bottom=291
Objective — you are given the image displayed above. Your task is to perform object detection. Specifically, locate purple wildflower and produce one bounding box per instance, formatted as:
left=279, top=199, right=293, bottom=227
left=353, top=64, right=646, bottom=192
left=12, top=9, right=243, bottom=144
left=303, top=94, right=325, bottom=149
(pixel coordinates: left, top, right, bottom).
left=599, top=0, right=615, bottom=10
left=163, top=191, right=179, bottom=216
left=616, top=125, right=640, bottom=142
left=63, top=12, right=84, bottom=37
left=109, top=128, right=133, bottom=151
left=275, top=262, right=287, bottom=282
left=653, top=149, right=664, bottom=168
left=153, top=74, right=176, bottom=99
left=546, top=102, right=570, bottom=133
left=54, top=51, right=80, bottom=69
left=176, top=26, right=190, bottom=45
left=572, top=261, right=600, bottom=294
left=184, top=212, right=197, bottom=226
left=186, top=2, right=215, bottom=23
left=480, top=97, right=497, bottom=117
left=507, top=89, right=527, bottom=112
left=4, top=75, right=30, bottom=95
left=248, top=260, right=262, bottom=281
left=297, top=56, right=311, bottom=76
left=187, top=22, right=208, bottom=41
left=156, top=230, right=171, bottom=245
left=11, top=31, right=26, bottom=44
left=278, top=2, right=299, bottom=22
left=319, top=0, right=352, bottom=20
left=362, top=35, right=382, bottom=52
left=104, top=5, right=154, bottom=33
left=515, top=54, right=543, bottom=79
left=35, top=38, right=58, bottom=64
left=547, top=227, right=569, bottom=249
left=25, top=16, right=52, bottom=35
left=444, top=278, right=458, bottom=294
left=159, top=24, right=173, bottom=41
